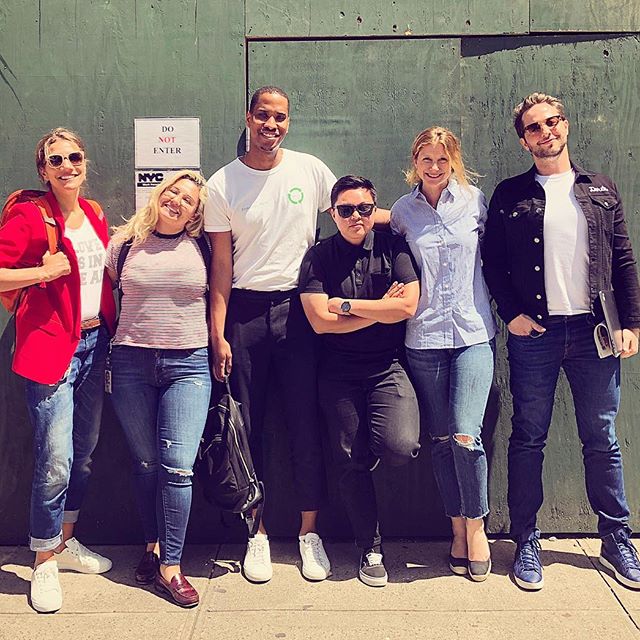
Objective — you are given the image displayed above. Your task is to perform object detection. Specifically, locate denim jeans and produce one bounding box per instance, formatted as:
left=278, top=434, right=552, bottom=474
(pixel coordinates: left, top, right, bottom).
left=406, top=341, right=494, bottom=520
left=318, top=361, right=420, bottom=549
left=507, top=314, right=630, bottom=539
left=25, top=326, right=109, bottom=552
left=110, top=345, right=211, bottom=566
left=226, top=289, right=325, bottom=511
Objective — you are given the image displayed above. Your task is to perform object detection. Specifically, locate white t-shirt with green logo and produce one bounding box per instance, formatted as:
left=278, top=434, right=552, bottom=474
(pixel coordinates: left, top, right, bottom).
left=205, top=149, right=336, bottom=291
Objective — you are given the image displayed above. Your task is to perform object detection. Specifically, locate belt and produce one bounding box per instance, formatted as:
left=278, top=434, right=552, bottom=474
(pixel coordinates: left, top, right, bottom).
left=80, top=317, right=101, bottom=331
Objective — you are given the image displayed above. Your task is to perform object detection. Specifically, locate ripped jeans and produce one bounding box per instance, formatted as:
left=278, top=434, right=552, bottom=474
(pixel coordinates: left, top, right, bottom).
left=110, top=345, right=211, bottom=565
left=26, top=326, right=109, bottom=552
left=406, top=341, right=494, bottom=520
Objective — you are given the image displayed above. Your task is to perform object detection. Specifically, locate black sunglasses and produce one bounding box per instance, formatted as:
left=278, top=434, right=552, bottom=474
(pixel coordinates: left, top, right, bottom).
left=335, top=203, right=375, bottom=219
left=46, top=152, right=85, bottom=168
left=523, top=115, right=565, bottom=135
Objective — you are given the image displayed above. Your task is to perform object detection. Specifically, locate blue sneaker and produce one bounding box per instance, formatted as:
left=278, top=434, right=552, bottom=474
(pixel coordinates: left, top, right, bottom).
left=513, top=530, right=544, bottom=590
left=599, top=529, right=640, bottom=590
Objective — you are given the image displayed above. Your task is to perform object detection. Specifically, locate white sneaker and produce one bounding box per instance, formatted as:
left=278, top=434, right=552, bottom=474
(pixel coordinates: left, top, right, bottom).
left=299, top=532, right=331, bottom=581
left=243, top=533, right=273, bottom=583
left=31, top=561, right=63, bottom=613
left=55, top=537, right=112, bottom=574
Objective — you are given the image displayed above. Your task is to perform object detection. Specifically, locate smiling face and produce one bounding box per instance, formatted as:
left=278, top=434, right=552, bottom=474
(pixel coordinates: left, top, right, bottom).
left=39, top=138, right=87, bottom=197
left=331, top=187, right=376, bottom=245
left=413, top=143, right=452, bottom=195
left=155, top=177, right=200, bottom=235
left=519, top=102, right=569, bottom=161
left=246, top=92, right=290, bottom=157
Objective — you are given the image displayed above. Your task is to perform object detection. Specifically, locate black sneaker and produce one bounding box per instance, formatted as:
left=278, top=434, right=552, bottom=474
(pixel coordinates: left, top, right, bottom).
left=600, top=528, right=640, bottom=590
left=359, top=548, right=388, bottom=587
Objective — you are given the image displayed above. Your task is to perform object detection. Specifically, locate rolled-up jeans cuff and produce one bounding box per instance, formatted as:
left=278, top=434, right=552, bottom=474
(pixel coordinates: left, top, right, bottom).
left=62, top=509, right=80, bottom=524
left=30, top=532, right=63, bottom=552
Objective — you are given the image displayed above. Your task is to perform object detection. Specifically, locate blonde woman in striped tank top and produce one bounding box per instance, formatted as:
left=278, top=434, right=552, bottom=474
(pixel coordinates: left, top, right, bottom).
left=105, top=170, right=210, bottom=607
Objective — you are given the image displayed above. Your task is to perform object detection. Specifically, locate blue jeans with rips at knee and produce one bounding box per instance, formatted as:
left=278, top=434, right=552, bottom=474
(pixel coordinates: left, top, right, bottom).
left=406, top=340, right=494, bottom=520
left=26, top=326, right=109, bottom=552
left=110, top=345, right=211, bottom=566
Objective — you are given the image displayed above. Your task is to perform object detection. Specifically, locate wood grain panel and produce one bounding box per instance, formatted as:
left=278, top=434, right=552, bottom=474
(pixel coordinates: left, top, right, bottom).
left=247, top=0, right=529, bottom=37
left=530, top=0, right=640, bottom=32
left=0, top=0, right=245, bottom=544
left=462, top=34, right=640, bottom=533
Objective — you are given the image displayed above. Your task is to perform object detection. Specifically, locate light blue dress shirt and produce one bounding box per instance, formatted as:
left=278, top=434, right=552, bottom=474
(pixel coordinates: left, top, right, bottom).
left=391, top=180, right=496, bottom=349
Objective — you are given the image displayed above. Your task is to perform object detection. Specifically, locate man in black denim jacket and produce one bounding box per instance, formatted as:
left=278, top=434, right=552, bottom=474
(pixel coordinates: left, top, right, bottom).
left=483, top=92, right=640, bottom=592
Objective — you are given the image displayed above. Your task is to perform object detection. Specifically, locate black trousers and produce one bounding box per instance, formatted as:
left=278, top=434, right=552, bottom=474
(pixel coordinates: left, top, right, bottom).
left=318, top=361, right=420, bottom=549
left=226, top=288, right=325, bottom=511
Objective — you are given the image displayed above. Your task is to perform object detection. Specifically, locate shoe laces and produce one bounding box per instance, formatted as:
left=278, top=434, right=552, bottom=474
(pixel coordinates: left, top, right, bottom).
left=519, top=538, right=542, bottom=571
left=66, top=538, right=97, bottom=560
left=34, top=565, right=58, bottom=591
left=364, top=552, right=383, bottom=567
left=616, top=536, right=640, bottom=570
left=248, top=537, right=269, bottom=563
left=302, top=536, right=324, bottom=563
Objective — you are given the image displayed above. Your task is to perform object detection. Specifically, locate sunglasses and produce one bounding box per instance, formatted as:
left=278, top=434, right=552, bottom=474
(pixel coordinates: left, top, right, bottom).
left=46, top=152, right=85, bottom=168
left=523, top=115, right=566, bottom=135
left=335, top=203, right=375, bottom=219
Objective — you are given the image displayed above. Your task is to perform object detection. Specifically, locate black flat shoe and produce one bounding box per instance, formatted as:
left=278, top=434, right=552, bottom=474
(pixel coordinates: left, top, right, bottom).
left=468, top=557, right=491, bottom=582
left=449, top=543, right=468, bottom=575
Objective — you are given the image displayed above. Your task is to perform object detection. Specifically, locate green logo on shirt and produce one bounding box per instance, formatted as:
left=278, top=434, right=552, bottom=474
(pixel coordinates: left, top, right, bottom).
left=287, top=187, right=304, bottom=205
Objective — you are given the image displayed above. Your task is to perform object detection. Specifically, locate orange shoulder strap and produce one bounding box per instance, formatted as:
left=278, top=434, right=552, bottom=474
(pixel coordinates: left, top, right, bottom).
left=83, top=198, right=104, bottom=220
left=34, top=197, right=59, bottom=255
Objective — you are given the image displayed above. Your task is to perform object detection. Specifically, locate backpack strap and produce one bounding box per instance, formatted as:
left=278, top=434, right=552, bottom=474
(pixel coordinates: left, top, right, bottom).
left=83, top=198, right=105, bottom=221
left=195, top=234, right=211, bottom=279
left=115, top=239, right=133, bottom=305
left=33, top=196, right=60, bottom=255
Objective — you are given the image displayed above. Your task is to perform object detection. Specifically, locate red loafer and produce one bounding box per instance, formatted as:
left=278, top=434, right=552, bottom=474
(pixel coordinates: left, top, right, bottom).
left=154, top=571, right=199, bottom=607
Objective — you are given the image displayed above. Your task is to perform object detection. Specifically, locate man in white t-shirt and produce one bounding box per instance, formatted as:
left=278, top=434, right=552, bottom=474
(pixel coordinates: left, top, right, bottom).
left=482, top=92, right=640, bottom=592
left=204, top=86, right=336, bottom=584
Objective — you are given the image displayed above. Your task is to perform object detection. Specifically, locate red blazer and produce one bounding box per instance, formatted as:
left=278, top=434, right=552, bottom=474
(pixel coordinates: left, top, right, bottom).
left=0, top=190, right=116, bottom=384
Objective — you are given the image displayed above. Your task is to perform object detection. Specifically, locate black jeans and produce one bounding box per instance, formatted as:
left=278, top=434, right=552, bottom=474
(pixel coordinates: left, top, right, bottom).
left=318, top=361, right=420, bottom=549
left=226, top=289, right=325, bottom=511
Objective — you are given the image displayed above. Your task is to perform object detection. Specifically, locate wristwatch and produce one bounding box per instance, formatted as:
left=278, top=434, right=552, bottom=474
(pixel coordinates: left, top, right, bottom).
left=341, top=300, right=351, bottom=315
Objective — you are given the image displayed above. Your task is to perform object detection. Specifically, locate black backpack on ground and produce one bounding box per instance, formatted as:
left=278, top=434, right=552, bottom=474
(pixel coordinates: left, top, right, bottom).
left=196, top=380, right=264, bottom=535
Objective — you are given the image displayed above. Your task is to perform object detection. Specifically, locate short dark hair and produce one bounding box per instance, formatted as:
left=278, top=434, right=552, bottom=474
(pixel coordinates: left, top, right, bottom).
left=330, top=175, right=377, bottom=208
left=248, top=86, right=290, bottom=113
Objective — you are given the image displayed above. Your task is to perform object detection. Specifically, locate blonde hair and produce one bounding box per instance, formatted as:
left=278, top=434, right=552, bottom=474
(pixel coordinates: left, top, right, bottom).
left=404, top=126, right=478, bottom=188
left=35, top=127, right=87, bottom=186
left=112, top=170, right=208, bottom=244
left=513, top=92, right=566, bottom=138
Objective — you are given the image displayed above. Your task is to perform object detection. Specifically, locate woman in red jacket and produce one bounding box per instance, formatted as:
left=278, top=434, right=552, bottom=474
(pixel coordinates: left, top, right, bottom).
left=0, top=128, right=116, bottom=613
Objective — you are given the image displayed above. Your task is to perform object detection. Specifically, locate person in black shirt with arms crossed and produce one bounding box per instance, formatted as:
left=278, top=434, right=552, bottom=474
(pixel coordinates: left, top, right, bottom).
left=299, top=175, right=421, bottom=587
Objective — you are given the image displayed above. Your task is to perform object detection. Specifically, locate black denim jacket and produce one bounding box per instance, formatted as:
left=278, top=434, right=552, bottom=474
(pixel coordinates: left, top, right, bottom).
left=482, top=163, right=640, bottom=328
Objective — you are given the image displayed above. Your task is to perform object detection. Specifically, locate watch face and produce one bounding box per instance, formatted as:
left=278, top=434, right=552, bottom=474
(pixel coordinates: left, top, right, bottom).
left=341, top=300, right=351, bottom=313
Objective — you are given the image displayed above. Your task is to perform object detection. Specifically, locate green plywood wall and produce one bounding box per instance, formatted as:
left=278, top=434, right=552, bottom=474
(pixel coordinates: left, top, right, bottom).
left=246, top=0, right=529, bottom=37
left=0, top=1, right=639, bottom=543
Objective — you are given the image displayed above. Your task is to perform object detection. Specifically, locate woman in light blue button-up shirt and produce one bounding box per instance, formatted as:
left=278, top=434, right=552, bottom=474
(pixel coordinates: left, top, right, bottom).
left=391, top=126, right=497, bottom=582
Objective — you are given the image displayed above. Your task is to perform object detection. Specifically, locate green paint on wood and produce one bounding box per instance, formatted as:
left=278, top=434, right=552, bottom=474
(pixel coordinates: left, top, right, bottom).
left=1, top=0, right=639, bottom=541
left=0, top=0, right=246, bottom=544
left=462, top=34, right=640, bottom=533
left=246, top=0, right=529, bottom=37
left=530, top=0, right=640, bottom=32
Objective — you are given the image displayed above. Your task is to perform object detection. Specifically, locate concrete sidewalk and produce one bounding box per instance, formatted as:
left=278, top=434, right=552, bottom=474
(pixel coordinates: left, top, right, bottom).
left=0, top=538, right=638, bottom=640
